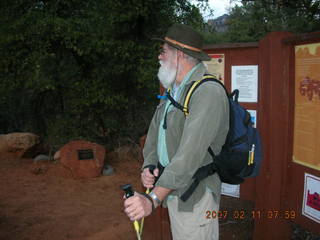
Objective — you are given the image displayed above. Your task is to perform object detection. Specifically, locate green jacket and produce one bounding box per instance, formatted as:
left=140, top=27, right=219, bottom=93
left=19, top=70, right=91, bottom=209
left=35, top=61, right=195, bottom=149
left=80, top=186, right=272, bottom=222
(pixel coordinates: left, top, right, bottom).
left=143, top=63, right=229, bottom=212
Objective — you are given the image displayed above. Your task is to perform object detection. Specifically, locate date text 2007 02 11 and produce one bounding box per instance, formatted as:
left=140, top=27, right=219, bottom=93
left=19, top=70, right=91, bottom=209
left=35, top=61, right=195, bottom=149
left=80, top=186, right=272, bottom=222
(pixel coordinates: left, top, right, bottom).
left=205, top=210, right=296, bottom=219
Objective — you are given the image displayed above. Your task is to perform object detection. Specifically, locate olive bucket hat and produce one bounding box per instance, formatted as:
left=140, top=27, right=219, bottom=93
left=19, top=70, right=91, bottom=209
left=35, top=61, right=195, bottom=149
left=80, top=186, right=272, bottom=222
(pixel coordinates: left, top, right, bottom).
left=153, top=23, right=211, bottom=61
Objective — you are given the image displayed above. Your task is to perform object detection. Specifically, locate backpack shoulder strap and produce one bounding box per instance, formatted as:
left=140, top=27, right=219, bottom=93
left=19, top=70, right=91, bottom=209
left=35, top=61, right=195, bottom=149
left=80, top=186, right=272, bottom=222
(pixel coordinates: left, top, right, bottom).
left=183, top=74, right=226, bottom=116
left=166, top=89, right=186, bottom=112
left=183, top=79, right=202, bottom=116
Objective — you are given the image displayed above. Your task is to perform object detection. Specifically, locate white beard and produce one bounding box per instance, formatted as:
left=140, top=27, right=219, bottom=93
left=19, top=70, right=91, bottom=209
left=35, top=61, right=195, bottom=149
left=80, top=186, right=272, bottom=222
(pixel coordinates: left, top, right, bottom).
left=157, top=60, right=177, bottom=89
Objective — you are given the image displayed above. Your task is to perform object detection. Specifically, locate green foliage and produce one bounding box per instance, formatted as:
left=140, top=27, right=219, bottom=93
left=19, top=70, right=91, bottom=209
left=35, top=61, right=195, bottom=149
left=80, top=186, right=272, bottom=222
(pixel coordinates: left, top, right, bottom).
left=225, top=0, right=320, bottom=42
left=0, top=0, right=205, bottom=149
left=202, top=0, right=320, bottom=44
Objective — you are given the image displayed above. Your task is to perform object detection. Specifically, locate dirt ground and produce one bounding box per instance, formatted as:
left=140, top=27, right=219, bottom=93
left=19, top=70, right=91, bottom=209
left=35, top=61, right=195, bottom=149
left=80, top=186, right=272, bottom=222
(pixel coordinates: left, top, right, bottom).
left=0, top=150, right=254, bottom=240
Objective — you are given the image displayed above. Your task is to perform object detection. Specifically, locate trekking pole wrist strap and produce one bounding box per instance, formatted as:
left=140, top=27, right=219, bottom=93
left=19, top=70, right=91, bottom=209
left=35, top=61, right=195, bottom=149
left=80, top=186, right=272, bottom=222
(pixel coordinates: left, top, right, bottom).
left=141, top=192, right=155, bottom=211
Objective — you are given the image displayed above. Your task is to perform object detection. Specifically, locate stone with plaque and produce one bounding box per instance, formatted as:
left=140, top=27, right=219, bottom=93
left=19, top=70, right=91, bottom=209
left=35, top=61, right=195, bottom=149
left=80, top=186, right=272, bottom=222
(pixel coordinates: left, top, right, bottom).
left=59, top=140, right=105, bottom=178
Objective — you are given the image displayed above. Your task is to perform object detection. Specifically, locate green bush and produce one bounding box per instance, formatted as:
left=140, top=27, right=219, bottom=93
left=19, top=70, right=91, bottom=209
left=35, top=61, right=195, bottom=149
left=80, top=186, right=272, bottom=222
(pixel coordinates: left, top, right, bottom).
left=0, top=0, right=206, bottom=150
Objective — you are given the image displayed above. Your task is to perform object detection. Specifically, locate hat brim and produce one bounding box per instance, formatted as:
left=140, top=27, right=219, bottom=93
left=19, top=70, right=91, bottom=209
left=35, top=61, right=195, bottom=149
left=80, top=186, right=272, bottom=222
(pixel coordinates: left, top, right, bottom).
left=153, top=38, right=211, bottom=62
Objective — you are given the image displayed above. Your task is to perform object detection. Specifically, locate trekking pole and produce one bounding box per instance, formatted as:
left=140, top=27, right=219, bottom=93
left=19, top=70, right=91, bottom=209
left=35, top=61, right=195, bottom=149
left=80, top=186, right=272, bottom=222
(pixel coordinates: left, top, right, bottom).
left=122, top=184, right=141, bottom=240
left=139, top=165, right=156, bottom=237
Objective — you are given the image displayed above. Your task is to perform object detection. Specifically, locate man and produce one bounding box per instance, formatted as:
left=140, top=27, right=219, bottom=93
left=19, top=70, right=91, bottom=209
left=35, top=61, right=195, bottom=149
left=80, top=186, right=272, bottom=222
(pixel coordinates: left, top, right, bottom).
left=123, top=24, right=229, bottom=240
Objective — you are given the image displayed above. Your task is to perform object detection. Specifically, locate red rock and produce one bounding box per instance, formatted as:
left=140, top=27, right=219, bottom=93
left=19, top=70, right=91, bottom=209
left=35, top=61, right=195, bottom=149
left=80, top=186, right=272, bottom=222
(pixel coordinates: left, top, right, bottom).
left=59, top=140, right=105, bottom=178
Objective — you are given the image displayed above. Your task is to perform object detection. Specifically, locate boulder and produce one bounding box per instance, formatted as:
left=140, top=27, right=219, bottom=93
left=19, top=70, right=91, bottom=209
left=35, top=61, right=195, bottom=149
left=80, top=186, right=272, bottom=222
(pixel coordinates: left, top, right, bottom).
left=59, top=140, right=105, bottom=178
left=33, top=154, right=50, bottom=162
left=53, top=150, right=61, bottom=161
left=102, top=164, right=114, bottom=176
left=0, top=132, right=40, bottom=157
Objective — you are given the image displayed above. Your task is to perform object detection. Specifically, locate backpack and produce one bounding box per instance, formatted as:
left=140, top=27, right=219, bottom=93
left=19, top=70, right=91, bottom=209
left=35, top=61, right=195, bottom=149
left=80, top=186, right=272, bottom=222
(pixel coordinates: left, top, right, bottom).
left=166, top=74, right=263, bottom=202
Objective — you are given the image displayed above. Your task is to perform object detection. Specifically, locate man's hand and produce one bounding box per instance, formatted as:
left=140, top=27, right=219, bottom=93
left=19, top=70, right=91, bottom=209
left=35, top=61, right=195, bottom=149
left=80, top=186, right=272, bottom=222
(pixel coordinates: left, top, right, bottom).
left=141, top=168, right=159, bottom=189
left=123, top=192, right=153, bottom=221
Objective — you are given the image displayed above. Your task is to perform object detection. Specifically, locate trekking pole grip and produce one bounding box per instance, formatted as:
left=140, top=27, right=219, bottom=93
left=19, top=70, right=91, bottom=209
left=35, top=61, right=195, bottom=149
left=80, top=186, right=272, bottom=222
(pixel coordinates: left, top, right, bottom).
left=148, top=165, right=156, bottom=175
left=122, top=184, right=134, bottom=198
left=121, top=184, right=141, bottom=240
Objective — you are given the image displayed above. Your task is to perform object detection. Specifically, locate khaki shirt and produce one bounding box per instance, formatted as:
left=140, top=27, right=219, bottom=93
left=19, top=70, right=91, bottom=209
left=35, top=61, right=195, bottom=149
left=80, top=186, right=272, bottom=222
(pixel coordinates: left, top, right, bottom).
left=143, top=63, right=229, bottom=212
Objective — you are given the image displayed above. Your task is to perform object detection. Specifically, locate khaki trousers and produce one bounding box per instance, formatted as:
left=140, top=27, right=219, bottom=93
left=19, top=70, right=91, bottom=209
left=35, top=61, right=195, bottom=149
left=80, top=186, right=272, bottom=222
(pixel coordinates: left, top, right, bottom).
left=167, top=191, right=219, bottom=240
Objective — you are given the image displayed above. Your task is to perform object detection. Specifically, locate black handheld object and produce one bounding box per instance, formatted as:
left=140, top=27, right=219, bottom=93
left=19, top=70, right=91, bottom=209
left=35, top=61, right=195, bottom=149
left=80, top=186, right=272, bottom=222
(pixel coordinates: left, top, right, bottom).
left=143, top=164, right=164, bottom=185
left=122, top=184, right=134, bottom=198
left=148, top=165, right=156, bottom=175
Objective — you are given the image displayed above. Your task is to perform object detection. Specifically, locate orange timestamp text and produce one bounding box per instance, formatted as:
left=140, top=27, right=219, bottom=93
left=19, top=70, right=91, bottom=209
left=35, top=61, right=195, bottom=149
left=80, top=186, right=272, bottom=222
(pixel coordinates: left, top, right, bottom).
left=205, top=210, right=296, bottom=219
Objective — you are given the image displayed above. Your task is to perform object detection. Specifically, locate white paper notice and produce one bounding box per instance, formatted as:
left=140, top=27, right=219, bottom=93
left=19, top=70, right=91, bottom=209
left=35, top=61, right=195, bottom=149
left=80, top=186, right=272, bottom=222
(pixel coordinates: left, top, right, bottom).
left=231, top=65, right=258, bottom=102
left=302, top=173, right=320, bottom=223
left=221, top=183, right=240, bottom=198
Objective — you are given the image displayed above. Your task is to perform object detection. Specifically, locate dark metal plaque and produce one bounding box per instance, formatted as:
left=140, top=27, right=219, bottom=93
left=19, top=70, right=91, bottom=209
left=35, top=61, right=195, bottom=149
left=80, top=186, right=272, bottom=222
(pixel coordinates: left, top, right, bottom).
left=77, top=149, right=94, bottom=160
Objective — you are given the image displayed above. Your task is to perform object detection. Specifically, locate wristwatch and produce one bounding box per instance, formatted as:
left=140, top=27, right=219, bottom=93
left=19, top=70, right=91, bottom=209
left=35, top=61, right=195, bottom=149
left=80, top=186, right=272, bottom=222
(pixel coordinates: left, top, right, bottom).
left=149, top=191, right=161, bottom=207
